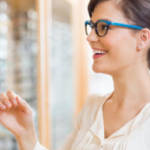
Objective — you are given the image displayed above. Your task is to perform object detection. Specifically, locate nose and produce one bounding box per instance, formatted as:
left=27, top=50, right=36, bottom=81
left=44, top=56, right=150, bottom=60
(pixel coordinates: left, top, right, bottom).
left=86, top=29, right=99, bottom=43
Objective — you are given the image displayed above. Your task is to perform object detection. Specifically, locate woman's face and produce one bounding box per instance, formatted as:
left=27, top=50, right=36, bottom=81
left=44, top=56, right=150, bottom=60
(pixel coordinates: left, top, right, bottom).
left=87, top=1, right=140, bottom=75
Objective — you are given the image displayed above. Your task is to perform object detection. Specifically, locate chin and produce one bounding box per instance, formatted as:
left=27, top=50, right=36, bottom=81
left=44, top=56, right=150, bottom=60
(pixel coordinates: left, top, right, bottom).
left=92, top=64, right=106, bottom=73
left=92, top=64, right=113, bottom=75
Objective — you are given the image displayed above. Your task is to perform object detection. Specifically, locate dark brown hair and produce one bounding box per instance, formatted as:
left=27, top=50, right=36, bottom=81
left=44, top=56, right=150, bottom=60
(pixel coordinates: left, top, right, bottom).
left=88, top=0, right=150, bottom=69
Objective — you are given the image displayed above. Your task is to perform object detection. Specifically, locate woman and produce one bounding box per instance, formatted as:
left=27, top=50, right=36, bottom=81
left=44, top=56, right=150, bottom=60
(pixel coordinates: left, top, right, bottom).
left=1, top=0, right=150, bottom=149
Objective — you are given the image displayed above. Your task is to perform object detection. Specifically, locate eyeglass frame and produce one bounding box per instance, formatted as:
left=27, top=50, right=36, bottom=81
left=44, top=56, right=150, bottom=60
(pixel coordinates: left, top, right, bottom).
left=85, top=19, right=144, bottom=37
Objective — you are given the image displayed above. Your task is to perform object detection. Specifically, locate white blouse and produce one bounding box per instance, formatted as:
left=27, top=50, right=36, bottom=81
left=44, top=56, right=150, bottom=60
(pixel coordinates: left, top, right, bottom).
left=34, top=93, right=150, bottom=150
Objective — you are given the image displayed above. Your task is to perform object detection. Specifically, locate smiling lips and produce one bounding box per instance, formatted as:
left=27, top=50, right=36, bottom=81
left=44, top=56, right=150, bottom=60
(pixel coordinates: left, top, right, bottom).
left=92, top=49, right=108, bottom=59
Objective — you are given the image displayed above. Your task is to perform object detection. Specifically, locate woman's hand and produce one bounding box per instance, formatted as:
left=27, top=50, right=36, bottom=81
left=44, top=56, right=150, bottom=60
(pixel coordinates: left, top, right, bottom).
left=0, top=90, right=37, bottom=150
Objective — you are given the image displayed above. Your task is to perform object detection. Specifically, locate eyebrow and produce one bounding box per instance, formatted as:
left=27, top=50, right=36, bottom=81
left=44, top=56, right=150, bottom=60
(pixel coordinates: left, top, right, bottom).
left=91, top=18, right=112, bottom=23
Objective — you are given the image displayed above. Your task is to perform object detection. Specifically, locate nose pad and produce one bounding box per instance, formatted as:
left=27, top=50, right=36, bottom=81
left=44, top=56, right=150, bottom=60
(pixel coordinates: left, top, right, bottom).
left=86, top=29, right=99, bottom=42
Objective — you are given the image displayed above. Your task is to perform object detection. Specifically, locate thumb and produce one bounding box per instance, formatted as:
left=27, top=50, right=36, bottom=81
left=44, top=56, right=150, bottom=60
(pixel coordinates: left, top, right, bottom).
left=16, top=96, right=33, bottom=114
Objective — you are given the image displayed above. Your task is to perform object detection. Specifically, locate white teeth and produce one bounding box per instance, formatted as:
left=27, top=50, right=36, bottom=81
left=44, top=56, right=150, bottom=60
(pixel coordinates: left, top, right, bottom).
left=93, top=50, right=107, bottom=54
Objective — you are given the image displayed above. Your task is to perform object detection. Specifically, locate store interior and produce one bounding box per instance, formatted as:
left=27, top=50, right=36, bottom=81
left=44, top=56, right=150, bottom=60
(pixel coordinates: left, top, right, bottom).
left=0, top=0, right=113, bottom=149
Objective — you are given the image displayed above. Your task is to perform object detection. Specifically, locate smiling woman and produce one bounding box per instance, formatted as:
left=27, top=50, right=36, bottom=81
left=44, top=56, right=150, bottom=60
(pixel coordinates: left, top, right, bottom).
left=1, top=0, right=150, bottom=150
left=88, top=0, right=150, bottom=71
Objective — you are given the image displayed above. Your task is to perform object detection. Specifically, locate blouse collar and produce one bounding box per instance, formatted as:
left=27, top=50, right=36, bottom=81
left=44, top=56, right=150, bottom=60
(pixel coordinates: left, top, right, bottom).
left=89, top=92, right=150, bottom=141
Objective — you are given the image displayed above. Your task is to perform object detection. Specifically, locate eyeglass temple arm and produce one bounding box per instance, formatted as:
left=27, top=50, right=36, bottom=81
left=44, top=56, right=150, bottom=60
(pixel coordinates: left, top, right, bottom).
left=111, top=22, right=143, bottom=30
left=84, top=20, right=143, bottom=30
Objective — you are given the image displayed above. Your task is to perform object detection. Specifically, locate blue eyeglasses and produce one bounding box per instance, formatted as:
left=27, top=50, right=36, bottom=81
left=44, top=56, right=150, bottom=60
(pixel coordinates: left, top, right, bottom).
left=85, top=19, right=144, bottom=37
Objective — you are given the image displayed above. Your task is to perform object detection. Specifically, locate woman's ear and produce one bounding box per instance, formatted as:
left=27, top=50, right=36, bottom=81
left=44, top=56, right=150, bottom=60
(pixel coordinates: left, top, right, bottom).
left=136, top=28, right=150, bottom=51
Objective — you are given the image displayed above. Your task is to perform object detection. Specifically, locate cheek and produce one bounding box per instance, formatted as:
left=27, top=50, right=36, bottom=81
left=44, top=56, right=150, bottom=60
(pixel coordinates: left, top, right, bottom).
left=101, top=30, right=137, bottom=67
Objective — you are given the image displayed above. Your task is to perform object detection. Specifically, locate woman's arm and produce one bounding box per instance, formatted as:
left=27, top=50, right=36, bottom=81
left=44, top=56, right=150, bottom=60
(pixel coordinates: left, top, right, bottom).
left=0, top=91, right=97, bottom=150
left=0, top=90, right=80, bottom=150
left=16, top=132, right=37, bottom=150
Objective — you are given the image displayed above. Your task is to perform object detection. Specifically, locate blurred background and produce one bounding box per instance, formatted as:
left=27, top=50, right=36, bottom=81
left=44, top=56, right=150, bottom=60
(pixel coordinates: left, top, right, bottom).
left=0, top=0, right=113, bottom=149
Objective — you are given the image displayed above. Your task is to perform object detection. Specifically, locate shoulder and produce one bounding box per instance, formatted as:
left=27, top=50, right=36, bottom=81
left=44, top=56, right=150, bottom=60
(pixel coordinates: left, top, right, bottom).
left=78, top=92, right=112, bottom=128
left=83, top=92, right=112, bottom=112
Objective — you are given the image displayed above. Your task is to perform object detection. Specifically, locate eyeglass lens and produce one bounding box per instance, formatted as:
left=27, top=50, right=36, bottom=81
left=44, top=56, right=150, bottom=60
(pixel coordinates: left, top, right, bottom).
left=85, top=22, right=108, bottom=37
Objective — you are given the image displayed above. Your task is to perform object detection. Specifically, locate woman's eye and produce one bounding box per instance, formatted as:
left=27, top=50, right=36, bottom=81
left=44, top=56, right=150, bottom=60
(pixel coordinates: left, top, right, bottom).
left=101, top=25, right=107, bottom=30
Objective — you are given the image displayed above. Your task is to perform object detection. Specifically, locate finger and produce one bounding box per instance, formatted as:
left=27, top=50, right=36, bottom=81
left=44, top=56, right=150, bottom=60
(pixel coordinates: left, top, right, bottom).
left=7, top=91, right=27, bottom=110
left=15, top=96, right=28, bottom=110
left=0, top=93, right=12, bottom=109
left=7, top=90, right=32, bottom=114
left=6, top=90, right=18, bottom=107
left=16, top=96, right=33, bottom=114
left=0, top=102, right=6, bottom=110
left=0, top=94, right=8, bottom=110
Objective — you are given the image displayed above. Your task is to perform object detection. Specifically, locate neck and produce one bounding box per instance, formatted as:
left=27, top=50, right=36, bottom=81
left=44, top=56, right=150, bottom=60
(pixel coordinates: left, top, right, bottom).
left=111, top=64, right=150, bottom=108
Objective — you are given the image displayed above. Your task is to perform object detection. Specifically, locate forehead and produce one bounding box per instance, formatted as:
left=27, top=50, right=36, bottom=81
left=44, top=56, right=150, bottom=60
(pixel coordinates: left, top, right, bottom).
left=91, top=1, right=128, bottom=23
